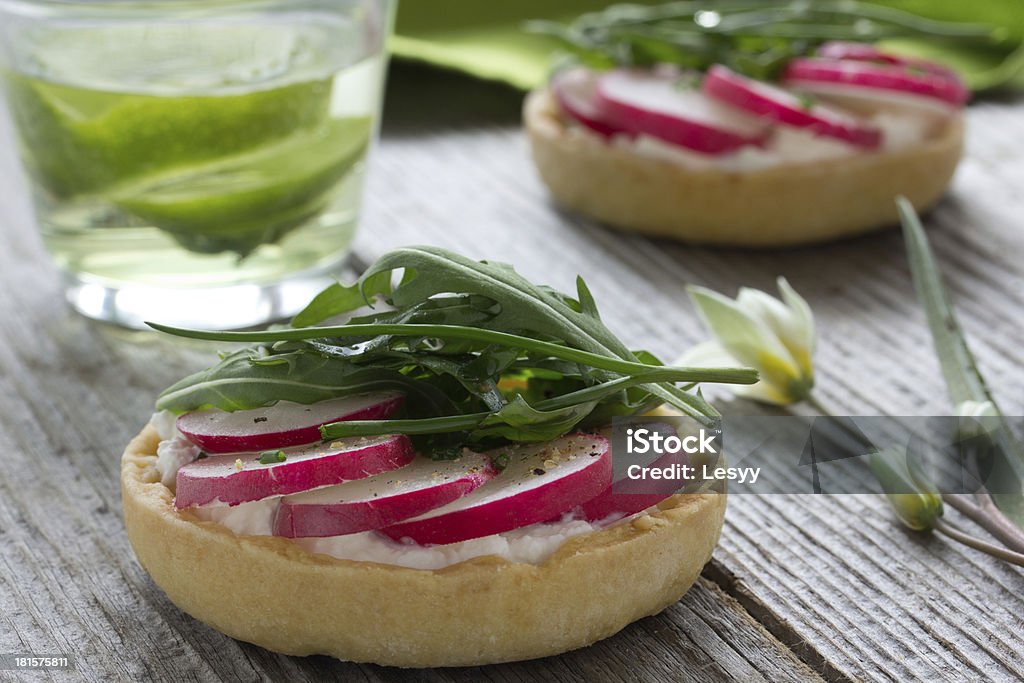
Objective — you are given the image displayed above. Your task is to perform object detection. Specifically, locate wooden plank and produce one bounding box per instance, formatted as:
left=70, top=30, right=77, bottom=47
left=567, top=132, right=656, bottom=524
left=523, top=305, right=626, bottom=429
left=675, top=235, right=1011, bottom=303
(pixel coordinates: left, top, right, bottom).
left=353, top=67, right=1024, bottom=681
left=0, top=74, right=818, bottom=681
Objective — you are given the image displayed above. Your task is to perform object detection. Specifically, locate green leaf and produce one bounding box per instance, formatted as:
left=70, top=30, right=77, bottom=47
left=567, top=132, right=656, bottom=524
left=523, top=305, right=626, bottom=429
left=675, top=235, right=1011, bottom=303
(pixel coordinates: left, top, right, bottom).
left=897, top=198, right=1024, bottom=527
left=361, top=246, right=633, bottom=358
left=156, top=347, right=460, bottom=417
left=291, top=269, right=393, bottom=328
left=153, top=246, right=757, bottom=452
left=575, top=276, right=601, bottom=320
left=897, top=200, right=993, bottom=407
left=471, top=395, right=597, bottom=442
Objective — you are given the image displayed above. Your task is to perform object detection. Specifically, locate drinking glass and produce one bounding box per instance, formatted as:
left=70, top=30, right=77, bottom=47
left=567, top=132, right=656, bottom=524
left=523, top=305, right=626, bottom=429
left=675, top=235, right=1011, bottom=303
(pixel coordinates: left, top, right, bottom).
left=0, top=0, right=393, bottom=328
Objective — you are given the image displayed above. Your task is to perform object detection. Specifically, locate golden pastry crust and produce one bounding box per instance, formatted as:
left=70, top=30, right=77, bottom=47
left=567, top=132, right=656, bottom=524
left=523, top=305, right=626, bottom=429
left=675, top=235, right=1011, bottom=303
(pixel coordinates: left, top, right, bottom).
left=524, top=86, right=964, bottom=247
left=122, top=425, right=727, bottom=667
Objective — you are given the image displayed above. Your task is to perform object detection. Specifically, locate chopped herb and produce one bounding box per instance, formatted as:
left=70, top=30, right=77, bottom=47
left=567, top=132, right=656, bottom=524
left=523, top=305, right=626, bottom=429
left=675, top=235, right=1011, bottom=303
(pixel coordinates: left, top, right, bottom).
left=254, top=416, right=268, bottom=423
left=796, top=92, right=817, bottom=111
left=532, top=467, right=546, bottom=476
left=258, top=449, right=286, bottom=464
left=493, top=453, right=512, bottom=470
left=674, top=73, right=702, bottom=91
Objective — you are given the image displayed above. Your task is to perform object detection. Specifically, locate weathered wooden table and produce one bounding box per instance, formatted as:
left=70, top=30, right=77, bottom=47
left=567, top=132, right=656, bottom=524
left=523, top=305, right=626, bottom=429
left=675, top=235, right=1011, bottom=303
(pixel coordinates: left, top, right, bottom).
left=2, top=64, right=1023, bottom=682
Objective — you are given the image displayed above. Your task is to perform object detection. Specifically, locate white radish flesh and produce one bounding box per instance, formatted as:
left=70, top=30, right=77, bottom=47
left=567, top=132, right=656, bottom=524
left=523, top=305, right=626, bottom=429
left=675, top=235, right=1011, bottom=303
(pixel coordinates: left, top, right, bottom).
left=379, top=434, right=611, bottom=545
left=552, top=67, right=624, bottom=137
left=274, top=451, right=497, bottom=538
left=576, top=422, right=691, bottom=522
left=177, top=392, right=404, bottom=453
left=174, top=434, right=414, bottom=509
left=784, top=58, right=968, bottom=109
left=596, top=69, right=770, bottom=155
left=703, top=64, right=881, bottom=149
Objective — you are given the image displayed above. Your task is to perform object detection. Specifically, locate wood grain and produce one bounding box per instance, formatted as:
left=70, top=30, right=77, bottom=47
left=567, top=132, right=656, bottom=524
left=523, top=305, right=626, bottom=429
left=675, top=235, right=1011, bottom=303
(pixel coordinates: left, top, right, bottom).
left=1, top=64, right=1022, bottom=682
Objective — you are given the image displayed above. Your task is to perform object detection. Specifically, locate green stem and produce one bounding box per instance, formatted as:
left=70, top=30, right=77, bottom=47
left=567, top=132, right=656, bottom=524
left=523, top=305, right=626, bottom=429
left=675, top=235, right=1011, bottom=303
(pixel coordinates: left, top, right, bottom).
left=807, top=390, right=1024, bottom=565
left=942, top=493, right=1024, bottom=555
left=148, top=321, right=758, bottom=387
left=934, top=519, right=1024, bottom=568
left=322, top=413, right=483, bottom=438
left=320, top=372, right=705, bottom=439
left=805, top=393, right=840, bottom=418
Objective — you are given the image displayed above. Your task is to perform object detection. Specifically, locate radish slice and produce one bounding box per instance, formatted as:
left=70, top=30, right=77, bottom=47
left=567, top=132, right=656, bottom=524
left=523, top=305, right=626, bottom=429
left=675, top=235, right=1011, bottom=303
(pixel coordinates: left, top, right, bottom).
left=552, top=67, right=623, bottom=137
left=702, top=65, right=881, bottom=149
left=784, top=58, right=968, bottom=109
left=596, top=69, right=771, bottom=155
left=174, top=434, right=414, bottom=508
left=274, top=451, right=497, bottom=538
left=816, top=42, right=960, bottom=80
left=577, top=423, right=691, bottom=522
left=380, top=434, right=611, bottom=546
left=177, top=392, right=404, bottom=454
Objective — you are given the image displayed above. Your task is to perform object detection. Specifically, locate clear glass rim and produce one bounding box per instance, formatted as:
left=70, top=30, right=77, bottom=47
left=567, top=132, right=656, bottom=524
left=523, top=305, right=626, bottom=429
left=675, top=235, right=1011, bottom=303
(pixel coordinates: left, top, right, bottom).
left=0, top=0, right=319, bottom=18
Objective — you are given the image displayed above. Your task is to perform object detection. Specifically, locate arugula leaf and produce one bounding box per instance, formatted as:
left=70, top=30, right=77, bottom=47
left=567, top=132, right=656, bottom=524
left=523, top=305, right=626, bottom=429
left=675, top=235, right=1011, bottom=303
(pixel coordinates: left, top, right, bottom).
left=150, top=322, right=754, bottom=389
left=470, top=395, right=598, bottom=443
left=156, top=347, right=462, bottom=417
left=360, top=246, right=633, bottom=357
left=153, top=246, right=759, bottom=454
left=291, top=269, right=392, bottom=327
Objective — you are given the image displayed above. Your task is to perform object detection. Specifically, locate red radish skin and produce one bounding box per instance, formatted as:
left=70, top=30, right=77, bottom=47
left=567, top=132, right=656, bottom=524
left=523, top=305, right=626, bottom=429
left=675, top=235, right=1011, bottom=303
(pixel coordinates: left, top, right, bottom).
left=576, top=423, right=692, bottom=522
left=816, top=42, right=960, bottom=80
left=274, top=451, right=497, bottom=538
left=596, top=69, right=771, bottom=155
left=703, top=64, right=881, bottom=149
left=784, top=58, right=968, bottom=109
left=577, top=449, right=690, bottom=522
left=177, top=392, right=404, bottom=454
left=552, top=67, right=623, bottom=138
left=380, top=434, right=612, bottom=546
left=174, top=434, right=414, bottom=509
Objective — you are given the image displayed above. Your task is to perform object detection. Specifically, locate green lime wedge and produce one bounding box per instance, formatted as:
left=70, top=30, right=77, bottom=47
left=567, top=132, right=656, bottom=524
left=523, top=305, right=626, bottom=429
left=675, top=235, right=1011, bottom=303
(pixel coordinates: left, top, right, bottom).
left=111, top=116, right=372, bottom=256
left=3, top=73, right=333, bottom=197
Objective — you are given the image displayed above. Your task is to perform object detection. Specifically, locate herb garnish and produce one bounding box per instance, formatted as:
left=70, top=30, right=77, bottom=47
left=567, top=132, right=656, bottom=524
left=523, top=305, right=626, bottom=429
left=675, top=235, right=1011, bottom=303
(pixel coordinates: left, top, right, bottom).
left=527, top=1, right=997, bottom=82
left=258, top=449, right=287, bottom=465
left=151, top=246, right=756, bottom=454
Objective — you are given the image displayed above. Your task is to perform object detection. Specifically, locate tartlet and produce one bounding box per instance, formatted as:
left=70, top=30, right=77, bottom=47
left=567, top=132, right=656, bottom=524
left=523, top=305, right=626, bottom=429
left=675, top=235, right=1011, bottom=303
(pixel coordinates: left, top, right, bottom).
left=525, top=83, right=964, bottom=247
left=123, top=424, right=726, bottom=667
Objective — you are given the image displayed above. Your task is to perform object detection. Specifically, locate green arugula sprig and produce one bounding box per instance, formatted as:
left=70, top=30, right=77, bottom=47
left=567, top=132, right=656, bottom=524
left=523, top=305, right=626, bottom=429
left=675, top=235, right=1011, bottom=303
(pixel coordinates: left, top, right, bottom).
left=527, top=0, right=999, bottom=82
left=152, top=246, right=757, bottom=453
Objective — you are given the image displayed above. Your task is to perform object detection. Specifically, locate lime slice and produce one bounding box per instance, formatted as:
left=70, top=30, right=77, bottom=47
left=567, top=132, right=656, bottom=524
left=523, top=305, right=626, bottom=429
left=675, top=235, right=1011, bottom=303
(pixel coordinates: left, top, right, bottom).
left=112, top=116, right=372, bottom=256
left=3, top=72, right=333, bottom=197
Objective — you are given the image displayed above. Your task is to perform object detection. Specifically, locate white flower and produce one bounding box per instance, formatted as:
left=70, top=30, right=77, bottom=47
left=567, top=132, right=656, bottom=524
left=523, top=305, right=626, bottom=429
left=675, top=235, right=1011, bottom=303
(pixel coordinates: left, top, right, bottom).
left=682, top=278, right=815, bottom=405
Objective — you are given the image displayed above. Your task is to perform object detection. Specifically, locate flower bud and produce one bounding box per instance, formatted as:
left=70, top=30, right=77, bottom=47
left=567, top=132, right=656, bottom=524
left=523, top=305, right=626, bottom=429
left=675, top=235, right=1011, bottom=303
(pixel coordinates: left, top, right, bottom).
left=869, top=447, right=943, bottom=531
